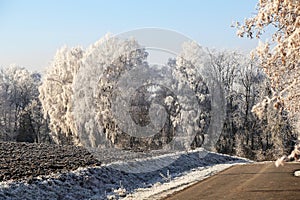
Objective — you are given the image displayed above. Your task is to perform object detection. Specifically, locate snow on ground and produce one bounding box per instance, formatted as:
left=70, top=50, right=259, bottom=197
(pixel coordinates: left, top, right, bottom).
left=0, top=149, right=251, bottom=200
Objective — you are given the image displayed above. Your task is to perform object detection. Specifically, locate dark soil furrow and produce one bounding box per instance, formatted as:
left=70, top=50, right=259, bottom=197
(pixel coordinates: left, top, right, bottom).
left=0, top=142, right=101, bottom=182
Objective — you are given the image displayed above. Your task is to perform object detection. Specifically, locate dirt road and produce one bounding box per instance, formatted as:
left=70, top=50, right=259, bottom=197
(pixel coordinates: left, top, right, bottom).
left=164, top=163, right=300, bottom=200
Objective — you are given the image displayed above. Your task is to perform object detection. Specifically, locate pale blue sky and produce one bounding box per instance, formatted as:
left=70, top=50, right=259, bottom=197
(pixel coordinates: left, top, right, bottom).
left=0, top=0, right=258, bottom=72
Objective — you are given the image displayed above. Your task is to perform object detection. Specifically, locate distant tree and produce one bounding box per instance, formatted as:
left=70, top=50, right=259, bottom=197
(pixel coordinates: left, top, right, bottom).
left=0, top=65, right=49, bottom=143
left=236, top=58, right=263, bottom=150
left=236, top=0, right=300, bottom=119
left=207, top=50, right=244, bottom=153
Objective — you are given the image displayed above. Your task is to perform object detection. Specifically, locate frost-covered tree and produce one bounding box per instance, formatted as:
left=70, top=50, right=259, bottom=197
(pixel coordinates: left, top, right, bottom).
left=206, top=50, right=244, bottom=153
left=236, top=0, right=300, bottom=119
left=74, top=35, right=148, bottom=149
left=236, top=58, right=264, bottom=148
left=169, top=42, right=211, bottom=149
left=39, top=47, right=84, bottom=145
left=0, top=65, right=49, bottom=142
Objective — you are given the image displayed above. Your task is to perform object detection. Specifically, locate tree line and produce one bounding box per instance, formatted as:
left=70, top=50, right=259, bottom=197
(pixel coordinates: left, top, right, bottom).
left=0, top=66, right=52, bottom=143
left=0, top=39, right=297, bottom=161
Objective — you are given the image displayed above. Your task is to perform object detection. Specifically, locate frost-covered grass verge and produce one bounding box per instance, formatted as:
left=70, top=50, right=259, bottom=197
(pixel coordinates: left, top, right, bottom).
left=125, top=163, right=246, bottom=200
left=0, top=149, right=251, bottom=200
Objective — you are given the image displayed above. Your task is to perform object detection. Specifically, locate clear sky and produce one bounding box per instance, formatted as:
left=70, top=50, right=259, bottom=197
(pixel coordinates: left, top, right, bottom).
left=0, top=0, right=259, bottom=72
